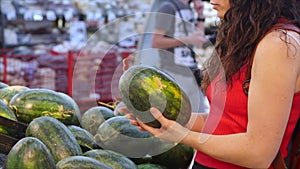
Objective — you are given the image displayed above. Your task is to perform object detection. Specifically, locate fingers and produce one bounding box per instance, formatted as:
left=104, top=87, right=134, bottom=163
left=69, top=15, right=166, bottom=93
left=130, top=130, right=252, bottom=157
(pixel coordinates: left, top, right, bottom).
left=125, top=114, right=147, bottom=131
left=150, top=107, right=168, bottom=125
left=124, top=113, right=139, bottom=126
left=125, top=113, right=136, bottom=120
left=118, top=107, right=132, bottom=114
left=121, top=106, right=170, bottom=134
left=136, top=117, right=155, bottom=133
left=136, top=109, right=188, bottom=143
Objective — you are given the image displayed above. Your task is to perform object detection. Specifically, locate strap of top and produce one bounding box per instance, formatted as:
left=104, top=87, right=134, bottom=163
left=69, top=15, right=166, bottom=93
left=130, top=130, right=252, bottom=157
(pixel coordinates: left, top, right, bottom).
left=245, top=23, right=300, bottom=81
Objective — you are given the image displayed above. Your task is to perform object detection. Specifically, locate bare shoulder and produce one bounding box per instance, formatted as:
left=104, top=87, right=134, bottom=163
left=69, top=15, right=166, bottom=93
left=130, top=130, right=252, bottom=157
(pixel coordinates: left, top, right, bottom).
left=256, top=29, right=300, bottom=59
left=262, top=29, right=299, bottom=47
left=255, top=28, right=300, bottom=92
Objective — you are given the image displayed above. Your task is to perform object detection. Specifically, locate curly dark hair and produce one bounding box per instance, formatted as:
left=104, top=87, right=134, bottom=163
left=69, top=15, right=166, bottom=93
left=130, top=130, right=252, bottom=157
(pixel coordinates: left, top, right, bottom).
left=201, top=0, right=300, bottom=92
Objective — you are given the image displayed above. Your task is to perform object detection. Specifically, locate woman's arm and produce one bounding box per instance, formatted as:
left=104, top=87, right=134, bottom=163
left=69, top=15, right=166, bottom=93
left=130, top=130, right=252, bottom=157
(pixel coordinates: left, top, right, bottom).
left=185, top=112, right=208, bottom=132
left=138, top=30, right=300, bottom=168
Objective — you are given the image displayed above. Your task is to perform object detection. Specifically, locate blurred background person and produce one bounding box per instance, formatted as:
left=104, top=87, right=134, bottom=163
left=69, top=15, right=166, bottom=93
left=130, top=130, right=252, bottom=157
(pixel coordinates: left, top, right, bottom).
left=152, top=0, right=209, bottom=113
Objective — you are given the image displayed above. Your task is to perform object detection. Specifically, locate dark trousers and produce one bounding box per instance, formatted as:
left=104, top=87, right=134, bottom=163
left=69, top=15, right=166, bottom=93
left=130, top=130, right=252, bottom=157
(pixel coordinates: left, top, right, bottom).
left=192, top=161, right=215, bottom=169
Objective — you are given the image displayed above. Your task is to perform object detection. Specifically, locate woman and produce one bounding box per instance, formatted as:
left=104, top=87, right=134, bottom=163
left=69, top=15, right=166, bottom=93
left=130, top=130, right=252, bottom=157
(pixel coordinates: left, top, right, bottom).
left=120, top=0, right=300, bottom=168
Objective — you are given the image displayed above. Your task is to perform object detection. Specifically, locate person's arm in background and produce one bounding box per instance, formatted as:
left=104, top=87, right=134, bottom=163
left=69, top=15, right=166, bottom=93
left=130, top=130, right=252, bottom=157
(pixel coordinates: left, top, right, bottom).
left=152, top=27, right=206, bottom=49
left=152, top=28, right=206, bottom=49
left=152, top=28, right=187, bottom=49
left=152, top=1, right=206, bottom=49
left=193, top=0, right=205, bottom=37
left=189, top=0, right=208, bottom=48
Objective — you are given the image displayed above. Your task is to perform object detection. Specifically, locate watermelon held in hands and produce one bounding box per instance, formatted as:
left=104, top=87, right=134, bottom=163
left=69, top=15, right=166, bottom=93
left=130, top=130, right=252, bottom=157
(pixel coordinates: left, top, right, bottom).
left=118, top=65, right=192, bottom=128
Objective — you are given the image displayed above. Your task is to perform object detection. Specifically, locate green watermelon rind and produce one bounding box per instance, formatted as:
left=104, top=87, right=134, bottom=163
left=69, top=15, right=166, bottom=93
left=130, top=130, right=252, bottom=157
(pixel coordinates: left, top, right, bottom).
left=84, top=149, right=138, bottom=169
left=0, top=99, right=17, bottom=135
left=56, top=156, right=113, bottom=169
left=137, top=163, right=167, bottom=169
left=9, top=88, right=80, bottom=125
left=25, top=116, right=82, bottom=163
left=5, top=137, right=56, bottom=169
left=67, top=125, right=99, bottom=151
left=94, top=116, right=154, bottom=158
left=81, top=106, right=114, bottom=136
left=0, top=85, right=29, bottom=105
left=0, top=82, right=9, bottom=89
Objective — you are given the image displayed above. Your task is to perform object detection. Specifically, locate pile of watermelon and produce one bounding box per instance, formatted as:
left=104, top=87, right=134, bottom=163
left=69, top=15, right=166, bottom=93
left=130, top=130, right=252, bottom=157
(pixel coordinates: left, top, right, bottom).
left=0, top=64, right=195, bottom=169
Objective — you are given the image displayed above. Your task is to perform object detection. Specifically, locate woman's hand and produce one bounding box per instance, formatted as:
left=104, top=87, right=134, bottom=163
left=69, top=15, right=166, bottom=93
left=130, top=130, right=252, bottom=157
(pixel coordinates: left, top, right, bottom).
left=119, top=107, right=190, bottom=143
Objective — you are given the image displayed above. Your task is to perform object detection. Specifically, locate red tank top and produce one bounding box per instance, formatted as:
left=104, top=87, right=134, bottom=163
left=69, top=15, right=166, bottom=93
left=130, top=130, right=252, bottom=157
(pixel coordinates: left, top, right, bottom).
left=194, top=65, right=300, bottom=169
left=194, top=26, right=300, bottom=168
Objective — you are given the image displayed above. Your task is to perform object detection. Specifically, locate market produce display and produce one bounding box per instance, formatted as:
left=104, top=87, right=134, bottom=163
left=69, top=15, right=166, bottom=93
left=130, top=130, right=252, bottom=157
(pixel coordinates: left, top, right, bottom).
left=0, top=82, right=194, bottom=169
left=0, top=0, right=210, bottom=168
left=119, top=64, right=192, bottom=128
